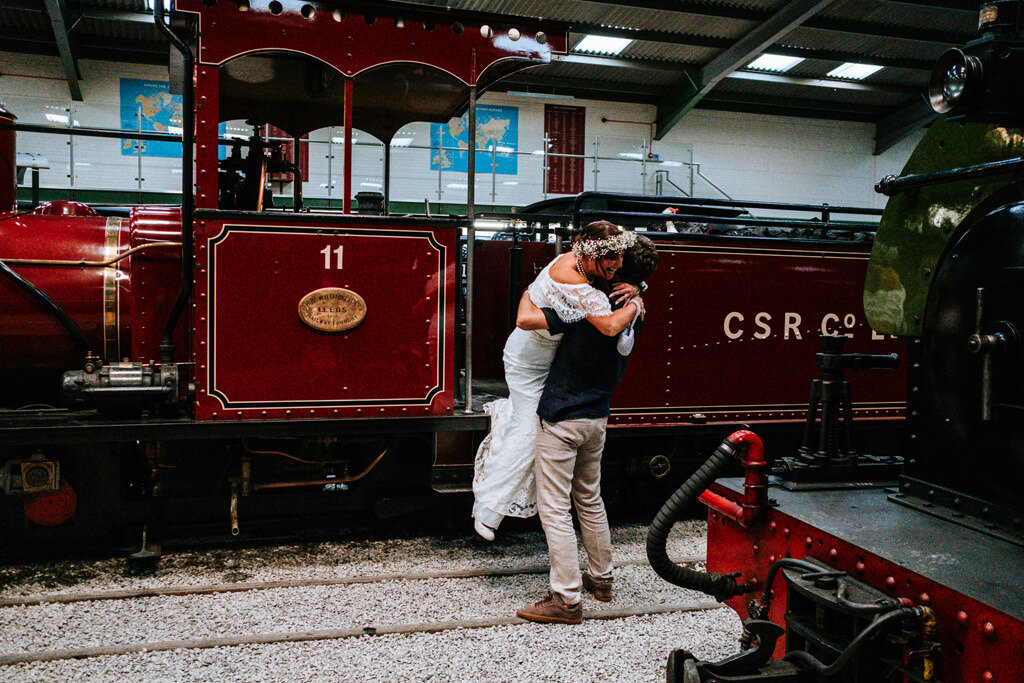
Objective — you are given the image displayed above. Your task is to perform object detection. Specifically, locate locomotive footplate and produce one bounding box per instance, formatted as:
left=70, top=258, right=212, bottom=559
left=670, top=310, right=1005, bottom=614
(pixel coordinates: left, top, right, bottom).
left=0, top=412, right=489, bottom=447
left=705, top=478, right=1024, bottom=682
left=713, top=478, right=1024, bottom=620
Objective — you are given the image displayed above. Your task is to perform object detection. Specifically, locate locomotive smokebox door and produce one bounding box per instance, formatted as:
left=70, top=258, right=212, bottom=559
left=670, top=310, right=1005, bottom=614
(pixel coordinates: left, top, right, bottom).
left=193, top=219, right=455, bottom=420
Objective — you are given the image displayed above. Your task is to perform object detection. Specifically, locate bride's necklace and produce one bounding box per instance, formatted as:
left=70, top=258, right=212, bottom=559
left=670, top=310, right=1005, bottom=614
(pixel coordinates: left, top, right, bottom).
left=575, top=258, right=592, bottom=283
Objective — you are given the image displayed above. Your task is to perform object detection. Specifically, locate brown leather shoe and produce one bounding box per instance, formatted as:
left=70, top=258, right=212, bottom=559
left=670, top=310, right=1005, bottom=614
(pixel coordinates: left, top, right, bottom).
left=516, top=592, right=582, bottom=624
left=583, top=572, right=613, bottom=602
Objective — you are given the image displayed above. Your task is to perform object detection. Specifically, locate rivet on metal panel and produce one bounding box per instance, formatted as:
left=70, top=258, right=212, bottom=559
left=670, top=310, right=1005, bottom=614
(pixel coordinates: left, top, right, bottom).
left=856, top=561, right=866, bottom=573
left=783, top=527, right=790, bottom=538
left=957, top=610, right=969, bottom=625
left=983, top=621, right=996, bottom=639
left=885, top=576, right=896, bottom=588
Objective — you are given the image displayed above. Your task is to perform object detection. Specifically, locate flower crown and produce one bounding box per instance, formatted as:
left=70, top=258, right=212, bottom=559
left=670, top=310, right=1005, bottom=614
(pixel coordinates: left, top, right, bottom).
left=571, top=229, right=637, bottom=259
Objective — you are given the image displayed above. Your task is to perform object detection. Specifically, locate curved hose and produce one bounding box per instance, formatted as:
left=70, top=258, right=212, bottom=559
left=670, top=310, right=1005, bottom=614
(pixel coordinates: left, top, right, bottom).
left=646, top=431, right=752, bottom=601
left=0, top=258, right=91, bottom=351
left=783, top=606, right=920, bottom=676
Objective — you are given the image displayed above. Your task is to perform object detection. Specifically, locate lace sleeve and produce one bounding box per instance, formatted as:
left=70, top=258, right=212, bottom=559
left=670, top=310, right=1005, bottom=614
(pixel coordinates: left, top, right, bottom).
left=576, top=285, right=614, bottom=318
left=530, top=277, right=612, bottom=323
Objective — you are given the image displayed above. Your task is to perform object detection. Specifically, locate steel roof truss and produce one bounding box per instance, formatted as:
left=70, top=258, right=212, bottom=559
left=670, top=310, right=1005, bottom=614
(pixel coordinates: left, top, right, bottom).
left=42, top=0, right=82, bottom=101
left=655, top=0, right=840, bottom=139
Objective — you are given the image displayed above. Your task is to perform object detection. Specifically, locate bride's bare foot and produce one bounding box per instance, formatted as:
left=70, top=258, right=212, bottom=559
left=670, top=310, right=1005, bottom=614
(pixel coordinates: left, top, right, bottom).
left=474, top=519, right=496, bottom=541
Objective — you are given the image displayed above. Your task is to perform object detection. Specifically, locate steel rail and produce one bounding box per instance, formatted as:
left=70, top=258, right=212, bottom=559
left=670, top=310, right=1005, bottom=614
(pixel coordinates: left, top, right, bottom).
left=0, top=557, right=704, bottom=608
left=0, top=598, right=723, bottom=666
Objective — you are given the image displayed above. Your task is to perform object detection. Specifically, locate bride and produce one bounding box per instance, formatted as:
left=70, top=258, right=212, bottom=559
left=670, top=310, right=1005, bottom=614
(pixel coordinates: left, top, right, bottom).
left=472, top=221, right=643, bottom=540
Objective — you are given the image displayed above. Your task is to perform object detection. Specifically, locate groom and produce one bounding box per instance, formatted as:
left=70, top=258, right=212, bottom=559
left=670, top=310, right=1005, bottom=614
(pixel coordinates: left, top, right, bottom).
left=513, top=236, right=658, bottom=624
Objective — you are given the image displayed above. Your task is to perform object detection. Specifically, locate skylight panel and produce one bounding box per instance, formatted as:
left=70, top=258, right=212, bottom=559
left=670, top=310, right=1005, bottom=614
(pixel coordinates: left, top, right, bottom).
left=747, top=54, right=804, bottom=72
left=574, top=35, right=633, bottom=55
left=827, top=63, right=883, bottom=80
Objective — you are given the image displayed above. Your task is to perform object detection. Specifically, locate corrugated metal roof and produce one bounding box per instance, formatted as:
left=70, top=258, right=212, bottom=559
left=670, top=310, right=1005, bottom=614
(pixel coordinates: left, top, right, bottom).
left=0, top=0, right=983, bottom=130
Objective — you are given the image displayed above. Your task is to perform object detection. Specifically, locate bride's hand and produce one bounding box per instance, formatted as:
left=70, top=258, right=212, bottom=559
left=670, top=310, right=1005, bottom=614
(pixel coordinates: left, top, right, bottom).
left=610, top=282, right=639, bottom=303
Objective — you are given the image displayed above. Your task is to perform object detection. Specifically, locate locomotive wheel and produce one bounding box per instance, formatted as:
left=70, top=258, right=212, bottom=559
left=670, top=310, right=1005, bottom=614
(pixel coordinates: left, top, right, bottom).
left=23, top=478, right=78, bottom=526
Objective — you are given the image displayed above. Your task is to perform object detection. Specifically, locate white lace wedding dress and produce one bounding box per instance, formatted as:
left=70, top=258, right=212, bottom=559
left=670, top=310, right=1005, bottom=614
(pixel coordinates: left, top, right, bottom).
left=472, top=259, right=612, bottom=529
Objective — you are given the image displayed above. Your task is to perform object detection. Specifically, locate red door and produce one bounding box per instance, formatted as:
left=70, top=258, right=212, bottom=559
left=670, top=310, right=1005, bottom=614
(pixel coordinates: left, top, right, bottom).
left=544, top=104, right=585, bottom=195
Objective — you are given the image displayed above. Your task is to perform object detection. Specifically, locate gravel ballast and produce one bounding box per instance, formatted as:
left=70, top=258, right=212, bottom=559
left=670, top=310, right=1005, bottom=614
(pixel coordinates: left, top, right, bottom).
left=0, top=520, right=741, bottom=681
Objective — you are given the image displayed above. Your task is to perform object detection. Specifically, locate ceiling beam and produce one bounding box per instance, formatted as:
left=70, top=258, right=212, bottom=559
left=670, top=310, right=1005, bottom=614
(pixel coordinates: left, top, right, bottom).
left=700, top=92, right=880, bottom=122
left=556, top=53, right=691, bottom=73
left=802, top=16, right=969, bottom=45
left=42, top=0, right=82, bottom=101
left=501, top=74, right=663, bottom=99
left=874, top=97, right=937, bottom=155
left=725, top=70, right=920, bottom=95
left=0, top=29, right=167, bottom=65
left=767, top=44, right=933, bottom=71
left=880, top=0, right=977, bottom=12
left=575, top=0, right=974, bottom=44
left=655, top=0, right=840, bottom=139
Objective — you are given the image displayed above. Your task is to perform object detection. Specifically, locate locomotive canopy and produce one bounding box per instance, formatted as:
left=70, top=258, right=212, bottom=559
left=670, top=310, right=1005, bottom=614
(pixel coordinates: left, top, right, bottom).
left=0, top=1, right=903, bottom=555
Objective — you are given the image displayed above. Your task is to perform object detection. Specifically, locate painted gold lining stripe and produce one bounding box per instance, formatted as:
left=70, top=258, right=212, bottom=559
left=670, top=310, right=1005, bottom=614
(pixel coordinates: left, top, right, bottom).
left=102, top=218, right=122, bottom=363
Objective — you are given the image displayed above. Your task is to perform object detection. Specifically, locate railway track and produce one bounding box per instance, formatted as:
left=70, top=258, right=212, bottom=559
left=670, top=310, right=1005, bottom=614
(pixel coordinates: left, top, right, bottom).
left=0, top=522, right=740, bottom=681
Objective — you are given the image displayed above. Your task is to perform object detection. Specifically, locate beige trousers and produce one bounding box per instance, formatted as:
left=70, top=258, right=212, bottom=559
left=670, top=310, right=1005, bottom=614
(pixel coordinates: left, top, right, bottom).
left=534, top=416, right=613, bottom=605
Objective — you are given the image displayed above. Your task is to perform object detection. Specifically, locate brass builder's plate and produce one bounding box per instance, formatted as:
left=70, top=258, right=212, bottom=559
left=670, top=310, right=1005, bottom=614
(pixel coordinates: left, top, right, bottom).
left=298, top=288, right=367, bottom=332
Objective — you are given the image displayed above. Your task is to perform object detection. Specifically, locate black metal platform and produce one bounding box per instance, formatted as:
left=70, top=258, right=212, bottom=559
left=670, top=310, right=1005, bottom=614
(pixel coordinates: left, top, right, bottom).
left=719, top=478, right=1024, bottom=619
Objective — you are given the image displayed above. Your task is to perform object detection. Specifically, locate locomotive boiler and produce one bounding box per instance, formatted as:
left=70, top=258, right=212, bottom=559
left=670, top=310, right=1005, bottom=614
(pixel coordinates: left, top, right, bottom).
left=650, top=3, right=1024, bottom=681
left=0, top=1, right=904, bottom=558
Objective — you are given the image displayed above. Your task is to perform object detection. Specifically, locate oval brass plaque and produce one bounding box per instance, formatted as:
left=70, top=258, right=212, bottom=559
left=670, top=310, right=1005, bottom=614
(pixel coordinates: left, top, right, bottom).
left=298, top=287, right=367, bottom=332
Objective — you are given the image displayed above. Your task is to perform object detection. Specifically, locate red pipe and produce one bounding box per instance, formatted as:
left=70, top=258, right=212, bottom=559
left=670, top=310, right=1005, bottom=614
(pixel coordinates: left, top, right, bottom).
left=698, top=429, right=768, bottom=527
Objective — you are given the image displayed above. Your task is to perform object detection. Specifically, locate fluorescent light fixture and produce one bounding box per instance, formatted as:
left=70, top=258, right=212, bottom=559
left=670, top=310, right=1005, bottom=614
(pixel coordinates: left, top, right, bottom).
left=389, top=137, right=413, bottom=147
left=144, top=0, right=172, bottom=10
left=359, top=181, right=382, bottom=188
left=618, top=152, right=643, bottom=160
left=747, top=54, right=804, bottom=72
left=45, top=113, right=69, bottom=124
left=574, top=35, right=632, bottom=55
left=827, top=63, right=883, bottom=80
left=447, top=183, right=468, bottom=189
left=495, top=146, right=514, bottom=154
left=474, top=219, right=506, bottom=229
left=503, top=181, right=519, bottom=186
left=660, top=161, right=683, bottom=167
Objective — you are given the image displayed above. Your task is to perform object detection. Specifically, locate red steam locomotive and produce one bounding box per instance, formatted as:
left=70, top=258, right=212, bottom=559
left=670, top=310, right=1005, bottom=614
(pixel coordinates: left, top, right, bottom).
left=0, top=1, right=904, bottom=556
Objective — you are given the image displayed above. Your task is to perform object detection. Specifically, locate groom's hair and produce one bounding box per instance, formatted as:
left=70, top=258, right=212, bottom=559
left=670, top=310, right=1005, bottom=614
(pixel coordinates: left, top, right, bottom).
left=618, top=235, right=659, bottom=285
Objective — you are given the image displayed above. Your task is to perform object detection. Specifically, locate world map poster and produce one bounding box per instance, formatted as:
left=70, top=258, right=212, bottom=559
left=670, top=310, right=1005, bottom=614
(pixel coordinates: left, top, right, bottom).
left=119, top=78, right=227, bottom=158
left=119, top=78, right=184, bottom=157
left=430, top=105, right=518, bottom=174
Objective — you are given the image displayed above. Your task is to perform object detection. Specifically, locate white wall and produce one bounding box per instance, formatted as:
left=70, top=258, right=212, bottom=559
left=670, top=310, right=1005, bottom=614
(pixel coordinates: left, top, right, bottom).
left=0, top=51, right=924, bottom=211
